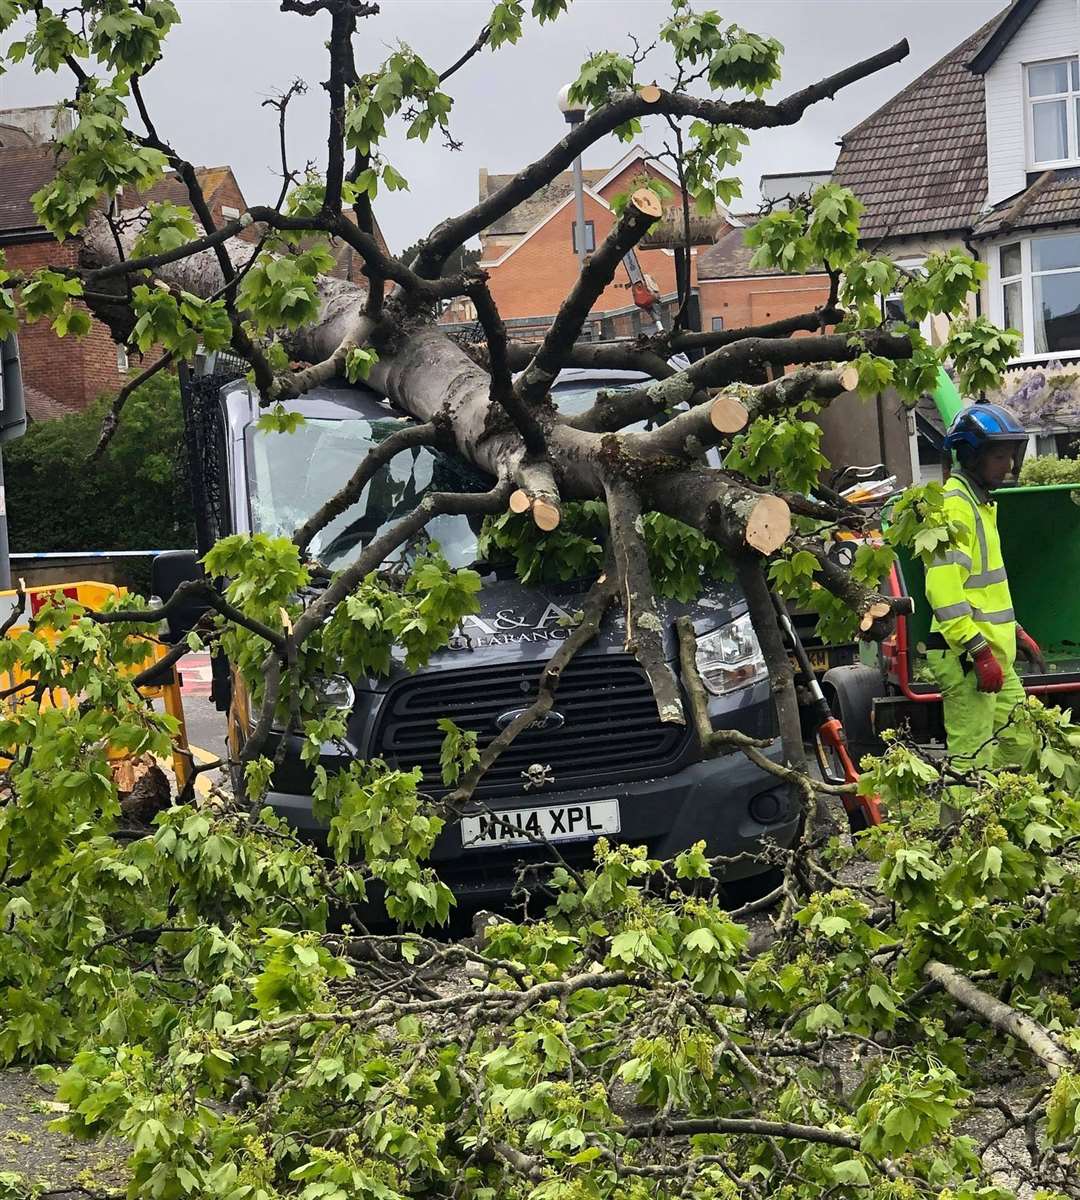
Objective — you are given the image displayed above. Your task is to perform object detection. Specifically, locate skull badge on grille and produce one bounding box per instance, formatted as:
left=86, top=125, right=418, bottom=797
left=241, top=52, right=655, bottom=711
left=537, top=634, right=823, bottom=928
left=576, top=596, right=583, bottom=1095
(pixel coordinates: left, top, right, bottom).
left=521, top=763, right=555, bottom=792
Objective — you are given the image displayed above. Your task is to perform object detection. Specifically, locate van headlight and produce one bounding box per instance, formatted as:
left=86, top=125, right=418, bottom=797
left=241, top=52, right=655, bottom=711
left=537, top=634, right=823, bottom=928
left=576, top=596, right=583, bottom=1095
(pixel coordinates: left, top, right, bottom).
left=312, top=674, right=355, bottom=713
left=695, top=614, right=768, bottom=696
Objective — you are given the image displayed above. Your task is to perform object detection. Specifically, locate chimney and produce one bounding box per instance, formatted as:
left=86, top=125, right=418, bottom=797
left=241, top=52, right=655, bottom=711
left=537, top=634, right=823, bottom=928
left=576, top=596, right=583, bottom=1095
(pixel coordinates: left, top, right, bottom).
left=479, top=167, right=488, bottom=202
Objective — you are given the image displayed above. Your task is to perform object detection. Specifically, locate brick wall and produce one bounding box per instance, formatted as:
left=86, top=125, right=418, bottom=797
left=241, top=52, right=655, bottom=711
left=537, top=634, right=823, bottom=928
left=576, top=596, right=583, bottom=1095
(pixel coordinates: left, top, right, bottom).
left=481, top=161, right=722, bottom=322
left=697, top=273, right=832, bottom=333
left=5, top=238, right=126, bottom=411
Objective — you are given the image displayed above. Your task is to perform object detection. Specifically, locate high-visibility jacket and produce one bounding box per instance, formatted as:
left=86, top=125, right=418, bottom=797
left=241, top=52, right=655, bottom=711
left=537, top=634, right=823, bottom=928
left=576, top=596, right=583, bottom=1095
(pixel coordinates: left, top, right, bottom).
left=924, top=471, right=1016, bottom=665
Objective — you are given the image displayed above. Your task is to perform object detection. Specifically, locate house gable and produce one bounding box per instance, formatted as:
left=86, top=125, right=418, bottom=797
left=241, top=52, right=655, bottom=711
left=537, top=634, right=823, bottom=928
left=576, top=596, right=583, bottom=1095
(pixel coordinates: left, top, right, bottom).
left=969, top=0, right=1043, bottom=74
left=982, top=0, right=1080, bottom=206
left=478, top=185, right=611, bottom=269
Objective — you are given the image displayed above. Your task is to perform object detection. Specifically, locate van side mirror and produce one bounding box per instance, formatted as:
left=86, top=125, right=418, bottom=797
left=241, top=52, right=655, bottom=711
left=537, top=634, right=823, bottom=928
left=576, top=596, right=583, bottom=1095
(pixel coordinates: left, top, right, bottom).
left=151, top=550, right=208, bottom=644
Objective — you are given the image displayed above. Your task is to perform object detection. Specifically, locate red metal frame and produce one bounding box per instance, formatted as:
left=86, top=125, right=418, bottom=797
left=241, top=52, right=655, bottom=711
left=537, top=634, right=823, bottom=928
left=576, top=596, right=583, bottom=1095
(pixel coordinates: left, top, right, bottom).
left=884, top=565, right=1080, bottom=700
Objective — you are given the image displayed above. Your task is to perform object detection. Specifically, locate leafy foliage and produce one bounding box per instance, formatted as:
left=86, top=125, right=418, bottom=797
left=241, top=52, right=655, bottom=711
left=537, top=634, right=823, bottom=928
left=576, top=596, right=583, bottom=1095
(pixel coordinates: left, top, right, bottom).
left=1019, top=454, right=1080, bottom=486
left=479, top=503, right=730, bottom=601
left=4, top=606, right=1080, bottom=1199
left=0, top=3, right=1064, bottom=1197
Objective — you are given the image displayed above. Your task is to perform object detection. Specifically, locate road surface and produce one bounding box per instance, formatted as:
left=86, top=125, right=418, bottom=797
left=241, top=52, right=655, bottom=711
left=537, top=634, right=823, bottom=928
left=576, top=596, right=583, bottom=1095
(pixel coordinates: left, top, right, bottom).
left=178, top=651, right=228, bottom=766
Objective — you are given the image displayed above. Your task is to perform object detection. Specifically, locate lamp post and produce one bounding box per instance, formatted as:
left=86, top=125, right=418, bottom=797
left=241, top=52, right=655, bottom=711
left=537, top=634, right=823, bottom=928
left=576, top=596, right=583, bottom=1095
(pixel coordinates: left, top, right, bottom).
left=557, top=84, right=589, bottom=279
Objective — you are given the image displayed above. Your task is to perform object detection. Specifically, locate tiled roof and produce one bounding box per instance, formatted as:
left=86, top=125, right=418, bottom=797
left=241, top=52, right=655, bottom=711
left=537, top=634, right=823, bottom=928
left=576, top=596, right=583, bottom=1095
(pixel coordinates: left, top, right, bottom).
left=0, top=153, right=244, bottom=237
left=127, top=166, right=238, bottom=211
left=0, top=145, right=58, bottom=233
left=482, top=167, right=608, bottom=237
left=698, top=219, right=826, bottom=280
left=832, top=9, right=1007, bottom=242
left=973, top=167, right=1080, bottom=237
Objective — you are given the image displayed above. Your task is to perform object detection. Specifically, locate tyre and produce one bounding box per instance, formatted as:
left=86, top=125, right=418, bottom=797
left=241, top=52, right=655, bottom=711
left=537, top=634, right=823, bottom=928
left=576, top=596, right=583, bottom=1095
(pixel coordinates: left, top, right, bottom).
left=820, top=664, right=887, bottom=767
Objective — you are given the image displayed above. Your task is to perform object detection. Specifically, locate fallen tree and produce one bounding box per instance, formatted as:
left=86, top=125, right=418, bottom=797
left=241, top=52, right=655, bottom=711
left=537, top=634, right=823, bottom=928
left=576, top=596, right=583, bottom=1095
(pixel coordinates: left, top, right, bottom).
left=0, top=2, right=1067, bottom=1198
left=0, top=0, right=1017, bottom=789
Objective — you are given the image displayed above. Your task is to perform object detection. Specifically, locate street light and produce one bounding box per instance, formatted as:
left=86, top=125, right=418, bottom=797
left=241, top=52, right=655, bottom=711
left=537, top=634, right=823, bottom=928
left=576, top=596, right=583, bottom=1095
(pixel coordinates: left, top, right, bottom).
left=557, top=84, right=589, bottom=278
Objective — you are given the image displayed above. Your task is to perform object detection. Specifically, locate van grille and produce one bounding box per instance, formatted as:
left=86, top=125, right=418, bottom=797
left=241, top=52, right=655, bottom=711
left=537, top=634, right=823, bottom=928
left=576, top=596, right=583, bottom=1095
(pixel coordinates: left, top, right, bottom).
left=370, top=654, right=693, bottom=796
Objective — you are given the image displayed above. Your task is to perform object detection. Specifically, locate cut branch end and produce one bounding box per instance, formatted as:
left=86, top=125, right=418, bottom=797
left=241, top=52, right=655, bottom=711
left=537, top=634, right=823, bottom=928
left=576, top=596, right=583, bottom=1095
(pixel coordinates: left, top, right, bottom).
left=744, top=495, right=792, bottom=555
left=532, top=498, right=561, bottom=532
left=629, top=187, right=664, bottom=220
left=709, top=394, right=750, bottom=435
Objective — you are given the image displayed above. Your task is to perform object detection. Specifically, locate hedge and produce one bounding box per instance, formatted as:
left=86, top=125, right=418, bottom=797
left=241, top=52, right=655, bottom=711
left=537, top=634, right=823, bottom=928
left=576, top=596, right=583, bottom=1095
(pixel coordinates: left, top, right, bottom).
left=4, top=374, right=195, bottom=588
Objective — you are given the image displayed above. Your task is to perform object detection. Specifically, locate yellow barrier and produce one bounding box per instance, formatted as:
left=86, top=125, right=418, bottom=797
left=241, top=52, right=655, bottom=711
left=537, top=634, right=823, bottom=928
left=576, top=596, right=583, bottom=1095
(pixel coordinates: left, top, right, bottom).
left=0, top=581, right=192, bottom=792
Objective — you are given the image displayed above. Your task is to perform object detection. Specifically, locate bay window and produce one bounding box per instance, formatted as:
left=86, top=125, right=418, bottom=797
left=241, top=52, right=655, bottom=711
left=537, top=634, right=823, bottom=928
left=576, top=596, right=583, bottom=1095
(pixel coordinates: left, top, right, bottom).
left=1027, top=57, right=1080, bottom=167
left=997, top=233, right=1080, bottom=359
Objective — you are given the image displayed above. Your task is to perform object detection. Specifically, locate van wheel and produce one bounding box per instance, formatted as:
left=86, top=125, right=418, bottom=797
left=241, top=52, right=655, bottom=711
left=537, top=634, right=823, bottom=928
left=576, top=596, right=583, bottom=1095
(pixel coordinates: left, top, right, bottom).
left=820, top=664, right=886, bottom=767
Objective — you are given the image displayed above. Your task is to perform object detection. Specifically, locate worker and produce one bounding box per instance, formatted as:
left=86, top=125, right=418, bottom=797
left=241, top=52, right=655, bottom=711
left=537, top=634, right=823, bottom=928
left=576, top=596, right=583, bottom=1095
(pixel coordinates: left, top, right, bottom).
left=924, top=402, right=1045, bottom=781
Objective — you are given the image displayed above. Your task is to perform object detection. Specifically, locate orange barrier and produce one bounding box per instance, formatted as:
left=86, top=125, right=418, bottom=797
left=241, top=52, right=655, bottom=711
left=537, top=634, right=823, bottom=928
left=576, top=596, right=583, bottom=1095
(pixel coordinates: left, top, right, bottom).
left=0, top=581, right=192, bottom=792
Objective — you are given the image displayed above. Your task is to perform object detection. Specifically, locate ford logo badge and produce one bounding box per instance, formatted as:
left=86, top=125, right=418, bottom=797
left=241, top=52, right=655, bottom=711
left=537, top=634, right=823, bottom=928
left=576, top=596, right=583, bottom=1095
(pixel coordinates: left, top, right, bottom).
left=495, top=708, right=565, bottom=732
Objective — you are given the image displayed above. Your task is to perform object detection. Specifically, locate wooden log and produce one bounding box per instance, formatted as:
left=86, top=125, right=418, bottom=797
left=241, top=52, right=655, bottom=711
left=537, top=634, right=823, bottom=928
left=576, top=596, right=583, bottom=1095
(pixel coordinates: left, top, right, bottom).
left=509, top=489, right=532, bottom=515
left=744, top=494, right=791, bottom=555
left=532, top=498, right=561, bottom=532
left=709, top=394, right=750, bottom=434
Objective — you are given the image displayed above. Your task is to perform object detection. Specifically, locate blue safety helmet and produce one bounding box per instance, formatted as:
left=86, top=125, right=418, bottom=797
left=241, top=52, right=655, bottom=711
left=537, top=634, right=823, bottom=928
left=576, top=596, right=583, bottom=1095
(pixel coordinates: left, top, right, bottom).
left=942, top=402, right=1028, bottom=471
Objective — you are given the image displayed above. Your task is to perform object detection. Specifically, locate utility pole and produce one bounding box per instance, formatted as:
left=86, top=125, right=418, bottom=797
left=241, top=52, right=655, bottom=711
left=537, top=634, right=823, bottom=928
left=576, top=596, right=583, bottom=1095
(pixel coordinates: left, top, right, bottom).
left=557, top=84, right=591, bottom=338
left=0, top=334, right=28, bottom=591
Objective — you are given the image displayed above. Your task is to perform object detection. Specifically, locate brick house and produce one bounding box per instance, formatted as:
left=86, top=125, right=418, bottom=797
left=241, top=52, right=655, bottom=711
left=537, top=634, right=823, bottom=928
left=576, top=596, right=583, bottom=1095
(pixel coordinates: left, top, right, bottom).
left=693, top=212, right=915, bottom=488
left=696, top=218, right=831, bottom=337
left=0, top=103, right=255, bottom=417
left=459, top=146, right=731, bottom=340
left=0, top=105, right=391, bottom=421
left=833, top=0, right=1080, bottom=471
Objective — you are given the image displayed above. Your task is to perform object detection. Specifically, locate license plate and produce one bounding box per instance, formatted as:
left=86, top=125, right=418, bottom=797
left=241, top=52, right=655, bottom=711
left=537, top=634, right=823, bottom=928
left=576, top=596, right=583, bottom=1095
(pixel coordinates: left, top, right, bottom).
left=461, top=799, right=621, bottom=849
left=790, top=648, right=832, bottom=673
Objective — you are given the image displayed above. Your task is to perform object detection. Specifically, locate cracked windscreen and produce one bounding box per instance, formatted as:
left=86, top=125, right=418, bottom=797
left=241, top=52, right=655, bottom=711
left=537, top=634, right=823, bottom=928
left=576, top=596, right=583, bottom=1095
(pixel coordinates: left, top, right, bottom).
left=247, top=415, right=489, bottom=571
left=245, top=383, right=647, bottom=572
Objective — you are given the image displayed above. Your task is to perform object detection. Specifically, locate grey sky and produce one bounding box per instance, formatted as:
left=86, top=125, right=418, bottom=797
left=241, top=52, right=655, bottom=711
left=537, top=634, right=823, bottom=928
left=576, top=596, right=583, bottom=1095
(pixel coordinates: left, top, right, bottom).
left=0, top=0, right=1004, bottom=253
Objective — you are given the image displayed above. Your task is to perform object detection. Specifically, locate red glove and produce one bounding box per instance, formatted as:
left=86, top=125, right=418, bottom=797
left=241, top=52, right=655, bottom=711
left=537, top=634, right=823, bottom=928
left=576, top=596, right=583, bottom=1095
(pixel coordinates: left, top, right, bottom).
left=1016, top=626, right=1046, bottom=672
left=971, top=643, right=1004, bottom=693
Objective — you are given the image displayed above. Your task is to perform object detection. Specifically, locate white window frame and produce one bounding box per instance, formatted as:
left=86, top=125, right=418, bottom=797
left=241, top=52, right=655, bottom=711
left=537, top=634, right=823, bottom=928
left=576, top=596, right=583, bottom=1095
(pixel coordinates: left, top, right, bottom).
left=1024, top=56, right=1080, bottom=170
left=221, top=205, right=241, bottom=220
left=886, top=258, right=937, bottom=486
left=992, top=233, right=1080, bottom=363
left=116, top=344, right=129, bottom=373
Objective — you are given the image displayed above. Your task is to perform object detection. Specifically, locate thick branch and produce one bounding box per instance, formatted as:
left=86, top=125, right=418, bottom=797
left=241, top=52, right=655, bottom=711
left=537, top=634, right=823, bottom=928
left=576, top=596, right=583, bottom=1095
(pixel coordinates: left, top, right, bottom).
left=415, top=40, right=909, bottom=274
left=734, top=555, right=805, bottom=773
left=643, top=330, right=910, bottom=414
left=516, top=189, right=662, bottom=405
left=322, top=5, right=357, bottom=214
left=511, top=459, right=562, bottom=531
left=505, top=339, right=676, bottom=381
left=809, top=548, right=914, bottom=641
left=606, top=478, right=684, bottom=725
left=923, top=960, right=1073, bottom=1076
left=566, top=339, right=894, bottom=437
left=469, top=281, right=547, bottom=456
